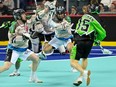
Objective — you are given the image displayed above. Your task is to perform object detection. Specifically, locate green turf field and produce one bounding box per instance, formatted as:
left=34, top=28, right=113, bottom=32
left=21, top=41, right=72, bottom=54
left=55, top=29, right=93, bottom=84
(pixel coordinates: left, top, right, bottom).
left=0, top=56, right=116, bottom=87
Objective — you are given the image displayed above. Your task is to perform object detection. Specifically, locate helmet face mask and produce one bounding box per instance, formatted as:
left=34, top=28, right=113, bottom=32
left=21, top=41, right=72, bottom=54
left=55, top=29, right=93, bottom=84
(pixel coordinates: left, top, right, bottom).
left=56, top=11, right=65, bottom=15
left=89, top=4, right=100, bottom=14
left=13, top=9, right=26, bottom=21
left=56, top=6, right=65, bottom=21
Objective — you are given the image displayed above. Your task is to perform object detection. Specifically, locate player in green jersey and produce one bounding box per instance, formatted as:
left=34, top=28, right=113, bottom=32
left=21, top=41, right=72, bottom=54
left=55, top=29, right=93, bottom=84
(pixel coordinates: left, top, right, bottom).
left=70, top=4, right=106, bottom=86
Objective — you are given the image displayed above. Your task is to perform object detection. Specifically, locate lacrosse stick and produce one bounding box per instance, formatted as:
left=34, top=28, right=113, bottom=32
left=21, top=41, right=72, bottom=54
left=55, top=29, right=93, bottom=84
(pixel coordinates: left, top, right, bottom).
left=99, top=45, right=113, bottom=54
left=33, top=0, right=38, bottom=14
left=34, top=0, right=37, bottom=8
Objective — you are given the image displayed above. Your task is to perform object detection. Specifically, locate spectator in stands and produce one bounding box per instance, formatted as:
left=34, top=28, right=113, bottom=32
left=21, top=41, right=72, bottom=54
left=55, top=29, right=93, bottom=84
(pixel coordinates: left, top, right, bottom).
left=90, top=0, right=106, bottom=12
left=90, top=0, right=99, bottom=5
left=110, top=0, right=116, bottom=12
left=20, top=0, right=27, bottom=11
left=82, top=5, right=89, bottom=14
left=99, top=3, right=105, bottom=12
left=77, top=0, right=90, bottom=14
left=98, top=0, right=102, bottom=4
left=3, top=0, right=14, bottom=10
left=0, top=1, right=12, bottom=15
left=70, top=5, right=78, bottom=15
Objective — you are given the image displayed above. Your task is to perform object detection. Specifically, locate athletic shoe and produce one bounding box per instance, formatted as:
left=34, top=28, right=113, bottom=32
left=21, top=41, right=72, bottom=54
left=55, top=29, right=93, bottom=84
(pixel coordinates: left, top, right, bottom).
left=29, top=76, right=43, bottom=83
left=83, top=70, right=91, bottom=86
left=73, top=76, right=82, bottom=86
left=9, top=72, right=20, bottom=77
left=71, top=67, right=78, bottom=72
left=28, top=64, right=32, bottom=68
left=38, top=52, right=47, bottom=59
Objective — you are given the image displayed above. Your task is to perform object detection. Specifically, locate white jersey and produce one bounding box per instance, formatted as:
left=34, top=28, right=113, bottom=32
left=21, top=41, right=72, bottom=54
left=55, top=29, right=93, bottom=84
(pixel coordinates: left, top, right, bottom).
left=48, top=18, right=73, bottom=40
left=27, top=14, right=44, bottom=34
left=37, top=0, right=57, bottom=34
left=44, top=0, right=57, bottom=16
left=40, top=14, right=54, bottom=34
left=8, top=23, right=29, bottom=48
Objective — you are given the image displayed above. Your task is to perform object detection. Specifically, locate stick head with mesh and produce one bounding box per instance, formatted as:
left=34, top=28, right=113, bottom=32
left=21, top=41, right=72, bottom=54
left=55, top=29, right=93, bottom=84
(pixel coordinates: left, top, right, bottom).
left=102, top=49, right=113, bottom=54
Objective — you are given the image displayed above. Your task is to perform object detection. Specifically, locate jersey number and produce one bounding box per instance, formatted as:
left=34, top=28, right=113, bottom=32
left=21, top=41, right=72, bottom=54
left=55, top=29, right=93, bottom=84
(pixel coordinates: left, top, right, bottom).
left=78, top=19, right=90, bottom=31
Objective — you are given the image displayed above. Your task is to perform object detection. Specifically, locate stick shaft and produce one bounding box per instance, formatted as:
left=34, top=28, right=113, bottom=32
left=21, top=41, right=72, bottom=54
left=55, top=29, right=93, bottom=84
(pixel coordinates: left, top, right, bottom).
left=34, top=0, right=37, bottom=7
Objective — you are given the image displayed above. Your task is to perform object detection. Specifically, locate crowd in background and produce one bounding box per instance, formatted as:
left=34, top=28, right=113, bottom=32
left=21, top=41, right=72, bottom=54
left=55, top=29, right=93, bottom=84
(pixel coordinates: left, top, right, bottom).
left=69, top=0, right=116, bottom=15
left=0, top=0, right=116, bottom=16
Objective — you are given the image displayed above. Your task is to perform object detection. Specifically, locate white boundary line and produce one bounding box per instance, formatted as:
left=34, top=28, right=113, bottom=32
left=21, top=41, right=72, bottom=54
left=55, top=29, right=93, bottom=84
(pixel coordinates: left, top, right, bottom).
left=41, top=56, right=116, bottom=62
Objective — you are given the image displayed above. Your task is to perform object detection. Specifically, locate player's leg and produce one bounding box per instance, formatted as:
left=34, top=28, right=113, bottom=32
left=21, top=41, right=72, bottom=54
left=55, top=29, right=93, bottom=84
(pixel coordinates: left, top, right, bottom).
left=25, top=50, right=42, bottom=83
left=70, top=57, right=90, bottom=86
left=0, top=49, right=19, bottom=73
left=28, top=32, right=43, bottom=68
left=81, top=40, right=93, bottom=70
left=66, top=39, right=73, bottom=53
left=71, top=58, right=88, bottom=73
left=31, top=38, right=40, bottom=53
left=66, top=40, right=78, bottom=72
left=0, top=62, right=12, bottom=73
left=28, top=37, right=41, bottom=68
left=66, top=41, right=78, bottom=72
left=9, top=60, right=21, bottom=76
left=38, top=37, right=57, bottom=59
left=70, top=59, right=83, bottom=86
left=81, top=58, right=88, bottom=70
left=58, top=45, right=66, bottom=55
left=70, top=43, right=91, bottom=86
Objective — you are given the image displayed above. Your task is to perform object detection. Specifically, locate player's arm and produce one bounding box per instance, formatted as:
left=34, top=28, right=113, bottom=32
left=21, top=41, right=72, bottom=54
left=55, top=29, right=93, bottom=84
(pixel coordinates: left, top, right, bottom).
left=36, top=5, right=49, bottom=21
left=15, top=26, right=31, bottom=40
left=90, top=20, right=106, bottom=41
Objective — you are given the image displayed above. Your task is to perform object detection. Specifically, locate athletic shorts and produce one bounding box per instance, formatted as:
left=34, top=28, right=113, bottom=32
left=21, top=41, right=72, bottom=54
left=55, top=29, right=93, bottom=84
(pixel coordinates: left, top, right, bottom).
left=48, top=37, right=71, bottom=49
left=5, top=49, right=34, bottom=64
left=75, top=40, right=94, bottom=60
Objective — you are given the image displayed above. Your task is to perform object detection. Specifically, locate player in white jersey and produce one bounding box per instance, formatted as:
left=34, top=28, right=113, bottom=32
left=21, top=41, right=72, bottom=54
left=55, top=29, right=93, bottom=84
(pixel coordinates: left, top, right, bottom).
left=0, top=9, right=43, bottom=83
left=30, top=0, right=65, bottom=55
left=8, top=2, right=64, bottom=75
left=8, top=4, right=45, bottom=75
left=38, top=6, right=74, bottom=59
left=28, top=2, right=68, bottom=68
left=36, top=0, right=67, bottom=55
left=9, top=14, right=44, bottom=76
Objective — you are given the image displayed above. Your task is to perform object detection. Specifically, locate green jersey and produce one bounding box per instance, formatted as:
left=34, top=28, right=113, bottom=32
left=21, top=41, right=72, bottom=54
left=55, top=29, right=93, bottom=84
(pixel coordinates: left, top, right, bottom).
left=9, top=21, right=17, bottom=33
left=75, top=14, right=106, bottom=41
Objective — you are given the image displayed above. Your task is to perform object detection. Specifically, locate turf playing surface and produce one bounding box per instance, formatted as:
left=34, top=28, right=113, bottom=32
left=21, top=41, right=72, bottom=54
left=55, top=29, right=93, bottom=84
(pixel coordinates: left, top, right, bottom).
left=0, top=56, right=116, bottom=87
